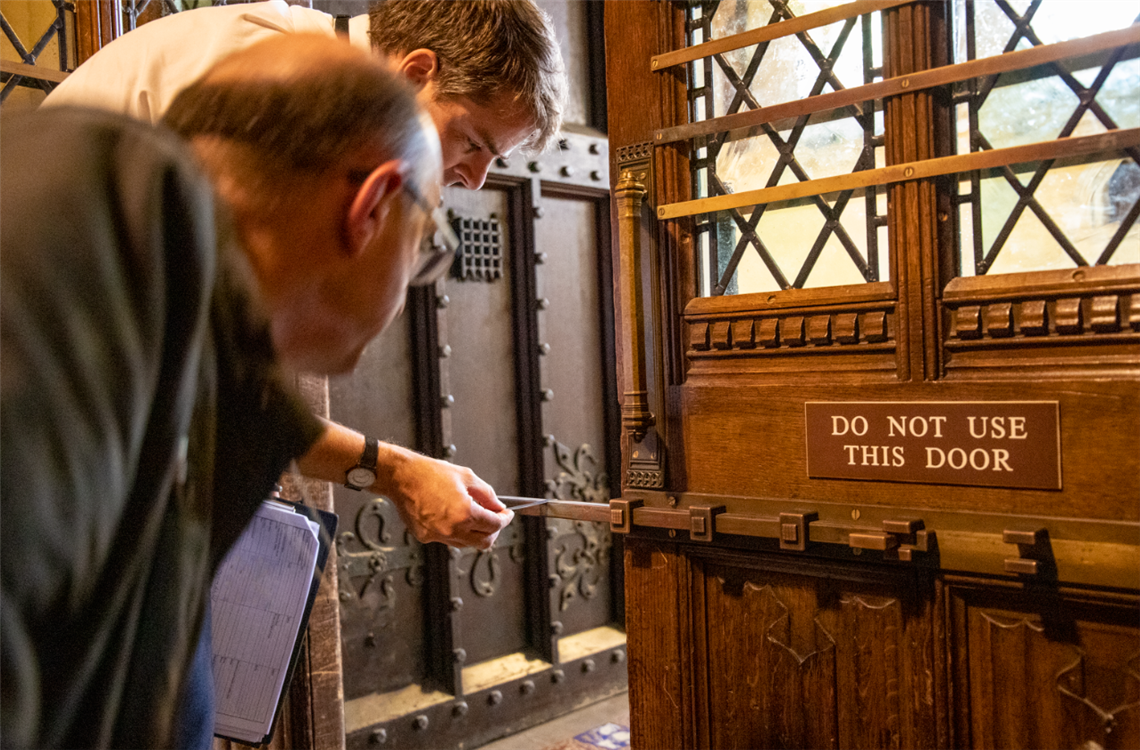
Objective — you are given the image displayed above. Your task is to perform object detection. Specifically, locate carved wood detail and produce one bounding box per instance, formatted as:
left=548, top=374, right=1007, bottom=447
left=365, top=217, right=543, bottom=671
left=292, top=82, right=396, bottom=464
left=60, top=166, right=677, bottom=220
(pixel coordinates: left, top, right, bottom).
left=1056, top=650, right=1140, bottom=738
left=702, top=574, right=838, bottom=749
left=615, top=141, right=653, bottom=165
left=625, top=469, right=664, bottom=489
left=687, top=306, right=895, bottom=356
left=951, top=583, right=1140, bottom=750
left=615, top=167, right=654, bottom=442
left=749, top=582, right=836, bottom=665
left=695, top=558, right=927, bottom=750
left=614, top=158, right=667, bottom=488
left=946, top=292, right=1140, bottom=347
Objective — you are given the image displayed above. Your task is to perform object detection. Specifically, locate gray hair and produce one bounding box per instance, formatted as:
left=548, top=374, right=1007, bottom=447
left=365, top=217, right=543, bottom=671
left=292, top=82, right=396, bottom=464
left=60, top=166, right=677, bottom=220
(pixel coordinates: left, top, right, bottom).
left=368, top=0, right=566, bottom=152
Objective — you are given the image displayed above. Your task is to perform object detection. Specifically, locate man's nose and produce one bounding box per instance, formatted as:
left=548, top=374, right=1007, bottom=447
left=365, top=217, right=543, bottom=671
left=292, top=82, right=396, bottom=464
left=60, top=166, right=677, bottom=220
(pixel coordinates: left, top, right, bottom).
left=450, top=152, right=496, bottom=190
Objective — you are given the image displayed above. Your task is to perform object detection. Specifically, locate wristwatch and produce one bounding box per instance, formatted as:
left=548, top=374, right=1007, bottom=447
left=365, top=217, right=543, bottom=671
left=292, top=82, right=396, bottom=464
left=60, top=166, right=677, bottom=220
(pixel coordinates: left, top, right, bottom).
left=345, top=436, right=380, bottom=491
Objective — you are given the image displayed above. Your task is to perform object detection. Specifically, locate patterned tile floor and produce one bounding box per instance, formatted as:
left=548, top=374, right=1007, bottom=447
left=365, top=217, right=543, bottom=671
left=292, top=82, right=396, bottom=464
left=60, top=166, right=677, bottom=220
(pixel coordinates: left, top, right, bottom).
left=553, top=721, right=631, bottom=750
left=474, top=692, right=629, bottom=750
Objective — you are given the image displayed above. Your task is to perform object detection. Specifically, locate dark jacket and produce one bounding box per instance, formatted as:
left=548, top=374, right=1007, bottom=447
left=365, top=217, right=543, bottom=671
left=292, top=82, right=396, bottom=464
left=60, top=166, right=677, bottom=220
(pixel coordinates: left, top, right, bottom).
left=1, top=107, right=323, bottom=749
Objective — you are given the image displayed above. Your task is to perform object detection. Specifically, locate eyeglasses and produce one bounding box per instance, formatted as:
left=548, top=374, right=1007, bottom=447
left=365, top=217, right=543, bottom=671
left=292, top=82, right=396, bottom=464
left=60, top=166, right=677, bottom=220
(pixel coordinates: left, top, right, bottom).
left=402, top=179, right=459, bottom=287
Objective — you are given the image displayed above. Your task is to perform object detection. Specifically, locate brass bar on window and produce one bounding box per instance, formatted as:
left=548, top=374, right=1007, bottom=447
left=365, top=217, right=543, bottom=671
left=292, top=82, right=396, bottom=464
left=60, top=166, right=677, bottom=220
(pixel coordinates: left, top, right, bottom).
left=942, top=265, right=1140, bottom=303
left=0, top=59, right=69, bottom=84
left=656, top=25, right=1140, bottom=146
left=657, top=127, right=1140, bottom=220
left=683, top=281, right=895, bottom=318
left=650, top=0, right=913, bottom=72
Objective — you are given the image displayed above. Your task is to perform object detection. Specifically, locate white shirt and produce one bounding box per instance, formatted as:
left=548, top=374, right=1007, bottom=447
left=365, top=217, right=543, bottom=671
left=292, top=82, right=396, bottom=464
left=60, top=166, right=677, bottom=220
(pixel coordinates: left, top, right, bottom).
left=44, top=1, right=370, bottom=123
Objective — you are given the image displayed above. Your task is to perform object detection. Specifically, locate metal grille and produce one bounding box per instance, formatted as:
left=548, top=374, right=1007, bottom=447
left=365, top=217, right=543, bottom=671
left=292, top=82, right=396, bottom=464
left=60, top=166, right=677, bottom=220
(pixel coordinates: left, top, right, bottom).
left=0, top=0, right=73, bottom=102
left=952, top=0, right=1140, bottom=275
left=687, top=0, right=887, bottom=297
left=453, top=214, right=504, bottom=282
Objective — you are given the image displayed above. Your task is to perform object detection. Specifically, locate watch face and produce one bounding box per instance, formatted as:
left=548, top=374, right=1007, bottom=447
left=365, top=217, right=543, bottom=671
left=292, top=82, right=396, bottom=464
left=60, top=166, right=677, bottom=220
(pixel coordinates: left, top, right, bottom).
left=347, top=467, right=376, bottom=488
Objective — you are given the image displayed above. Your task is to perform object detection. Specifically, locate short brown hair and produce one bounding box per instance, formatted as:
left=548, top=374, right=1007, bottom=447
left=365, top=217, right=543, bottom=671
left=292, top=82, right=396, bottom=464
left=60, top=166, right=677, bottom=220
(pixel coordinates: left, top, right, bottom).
left=163, top=34, right=430, bottom=176
left=368, top=0, right=566, bottom=152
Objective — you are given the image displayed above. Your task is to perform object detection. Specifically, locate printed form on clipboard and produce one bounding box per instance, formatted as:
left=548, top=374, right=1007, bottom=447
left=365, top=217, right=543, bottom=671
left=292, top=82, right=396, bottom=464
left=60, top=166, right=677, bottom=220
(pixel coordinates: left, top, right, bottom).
left=210, top=499, right=325, bottom=745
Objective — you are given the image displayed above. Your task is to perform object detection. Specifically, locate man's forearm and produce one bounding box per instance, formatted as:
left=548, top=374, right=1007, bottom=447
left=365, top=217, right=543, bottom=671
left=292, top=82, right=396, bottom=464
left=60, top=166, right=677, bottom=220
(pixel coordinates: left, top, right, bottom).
left=296, top=418, right=509, bottom=549
left=295, top=417, right=413, bottom=497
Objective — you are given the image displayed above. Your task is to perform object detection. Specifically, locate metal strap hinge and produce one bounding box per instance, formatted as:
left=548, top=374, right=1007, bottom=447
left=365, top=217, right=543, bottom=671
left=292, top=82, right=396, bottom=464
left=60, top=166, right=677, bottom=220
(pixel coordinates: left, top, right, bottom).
left=689, top=504, right=726, bottom=542
left=850, top=519, right=932, bottom=561
left=779, top=512, right=819, bottom=552
left=609, top=498, right=643, bottom=533
left=1003, top=528, right=1052, bottom=575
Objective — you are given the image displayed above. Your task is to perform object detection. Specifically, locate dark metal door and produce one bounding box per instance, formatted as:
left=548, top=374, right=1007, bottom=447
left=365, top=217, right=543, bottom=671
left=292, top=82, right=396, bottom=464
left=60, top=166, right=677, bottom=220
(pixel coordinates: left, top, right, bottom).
left=329, top=129, right=626, bottom=750
left=331, top=1, right=625, bottom=743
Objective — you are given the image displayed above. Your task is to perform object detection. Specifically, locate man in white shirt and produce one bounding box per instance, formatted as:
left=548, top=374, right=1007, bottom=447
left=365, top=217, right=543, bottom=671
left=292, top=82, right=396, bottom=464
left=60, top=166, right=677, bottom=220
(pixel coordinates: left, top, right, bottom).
left=46, top=0, right=566, bottom=190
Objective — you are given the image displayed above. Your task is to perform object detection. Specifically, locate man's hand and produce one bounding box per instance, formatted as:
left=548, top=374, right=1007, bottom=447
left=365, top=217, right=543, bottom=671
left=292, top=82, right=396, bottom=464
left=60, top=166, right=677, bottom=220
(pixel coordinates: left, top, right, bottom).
left=379, top=447, right=512, bottom=550
left=297, top=420, right=512, bottom=550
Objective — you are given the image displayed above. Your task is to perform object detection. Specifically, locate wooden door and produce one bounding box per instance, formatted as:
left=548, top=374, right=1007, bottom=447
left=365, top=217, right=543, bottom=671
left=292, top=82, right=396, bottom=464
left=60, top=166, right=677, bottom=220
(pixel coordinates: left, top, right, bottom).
left=603, top=1, right=1139, bottom=748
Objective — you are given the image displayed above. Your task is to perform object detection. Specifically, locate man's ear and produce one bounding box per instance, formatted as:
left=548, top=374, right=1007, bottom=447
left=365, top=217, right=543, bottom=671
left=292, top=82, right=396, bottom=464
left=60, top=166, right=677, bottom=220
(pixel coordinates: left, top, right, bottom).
left=394, top=48, right=438, bottom=90
left=346, top=161, right=402, bottom=257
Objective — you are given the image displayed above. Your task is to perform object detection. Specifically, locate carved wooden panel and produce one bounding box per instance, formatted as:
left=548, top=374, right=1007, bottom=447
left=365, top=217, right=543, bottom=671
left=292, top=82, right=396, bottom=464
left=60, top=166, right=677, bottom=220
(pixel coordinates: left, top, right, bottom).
left=623, top=538, right=691, bottom=749
left=693, top=551, right=935, bottom=750
left=942, top=267, right=1140, bottom=370
left=687, top=306, right=895, bottom=356
left=949, top=580, right=1140, bottom=750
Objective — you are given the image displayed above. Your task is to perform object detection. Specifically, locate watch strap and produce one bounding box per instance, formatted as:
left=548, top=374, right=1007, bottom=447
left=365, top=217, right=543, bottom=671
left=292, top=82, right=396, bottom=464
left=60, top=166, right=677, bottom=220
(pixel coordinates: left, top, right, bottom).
left=359, top=435, right=379, bottom=470
left=345, top=436, right=380, bottom=490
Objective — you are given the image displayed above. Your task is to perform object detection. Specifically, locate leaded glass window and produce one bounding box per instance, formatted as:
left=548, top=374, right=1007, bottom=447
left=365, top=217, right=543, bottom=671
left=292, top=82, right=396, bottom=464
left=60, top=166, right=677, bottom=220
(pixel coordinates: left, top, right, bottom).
left=687, top=0, right=887, bottom=297
left=0, top=0, right=74, bottom=106
left=952, top=0, right=1140, bottom=276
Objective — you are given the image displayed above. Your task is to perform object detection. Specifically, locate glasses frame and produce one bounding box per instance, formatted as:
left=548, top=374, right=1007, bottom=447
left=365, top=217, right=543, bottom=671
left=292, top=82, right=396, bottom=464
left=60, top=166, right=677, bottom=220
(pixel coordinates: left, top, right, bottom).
left=402, top=179, right=459, bottom=287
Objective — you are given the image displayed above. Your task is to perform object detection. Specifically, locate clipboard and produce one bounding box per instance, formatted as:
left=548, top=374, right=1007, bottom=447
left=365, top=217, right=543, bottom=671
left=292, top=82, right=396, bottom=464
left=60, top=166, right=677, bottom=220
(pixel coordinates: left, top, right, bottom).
left=211, top=499, right=338, bottom=746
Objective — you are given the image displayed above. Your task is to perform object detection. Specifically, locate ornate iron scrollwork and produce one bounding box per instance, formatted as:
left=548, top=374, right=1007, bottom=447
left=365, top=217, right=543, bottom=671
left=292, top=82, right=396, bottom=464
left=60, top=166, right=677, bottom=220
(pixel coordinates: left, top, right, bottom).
left=542, top=439, right=613, bottom=610
left=545, top=439, right=609, bottom=504
left=336, top=498, right=422, bottom=618
left=554, top=520, right=612, bottom=612
left=454, top=524, right=524, bottom=599
left=469, top=550, right=500, bottom=598
left=1056, top=651, right=1140, bottom=736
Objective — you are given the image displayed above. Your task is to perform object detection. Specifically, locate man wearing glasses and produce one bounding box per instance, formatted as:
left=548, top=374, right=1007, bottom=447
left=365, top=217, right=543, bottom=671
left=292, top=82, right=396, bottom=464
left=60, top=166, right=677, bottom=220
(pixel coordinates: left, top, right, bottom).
left=1, top=35, right=487, bottom=749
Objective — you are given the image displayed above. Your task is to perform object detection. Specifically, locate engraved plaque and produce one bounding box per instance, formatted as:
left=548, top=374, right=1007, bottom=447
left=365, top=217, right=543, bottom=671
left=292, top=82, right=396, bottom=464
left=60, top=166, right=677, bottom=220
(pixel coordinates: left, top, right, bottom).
left=805, top=402, right=1061, bottom=490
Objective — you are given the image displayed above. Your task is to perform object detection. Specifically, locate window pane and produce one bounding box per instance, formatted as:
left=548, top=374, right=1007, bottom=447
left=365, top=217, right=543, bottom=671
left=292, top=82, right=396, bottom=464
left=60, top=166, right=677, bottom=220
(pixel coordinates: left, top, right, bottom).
left=952, top=0, right=1140, bottom=275
left=687, top=0, right=886, bottom=297
left=0, top=1, right=73, bottom=110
